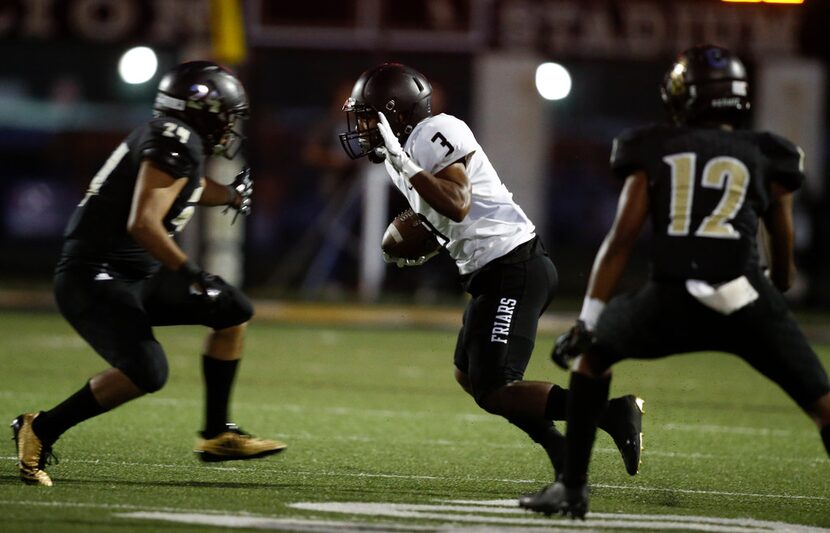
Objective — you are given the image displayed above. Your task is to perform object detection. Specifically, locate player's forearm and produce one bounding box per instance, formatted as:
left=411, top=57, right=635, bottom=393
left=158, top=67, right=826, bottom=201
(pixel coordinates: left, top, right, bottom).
left=767, top=238, right=796, bottom=292
left=585, top=237, right=632, bottom=303
left=128, top=220, right=188, bottom=270
left=199, top=178, right=239, bottom=208
left=409, top=172, right=471, bottom=222
left=585, top=172, right=648, bottom=303
left=763, top=187, right=796, bottom=292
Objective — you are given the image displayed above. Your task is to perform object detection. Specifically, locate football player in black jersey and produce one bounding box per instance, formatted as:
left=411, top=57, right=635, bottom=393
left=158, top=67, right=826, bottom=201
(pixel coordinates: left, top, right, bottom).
left=520, top=45, right=830, bottom=518
left=10, top=61, right=286, bottom=487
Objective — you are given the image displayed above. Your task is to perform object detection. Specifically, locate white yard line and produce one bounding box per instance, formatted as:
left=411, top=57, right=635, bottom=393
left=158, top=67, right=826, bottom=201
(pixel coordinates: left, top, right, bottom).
left=117, top=512, right=436, bottom=532
left=0, top=456, right=825, bottom=502
left=288, top=501, right=830, bottom=532
left=21, top=429, right=813, bottom=467
left=3, top=393, right=818, bottom=437
left=141, top=397, right=822, bottom=438
left=662, top=423, right=794, bottom=437
left=0, top=498, right=824, bottom=532
left=277, top=501, right=830, bottom=532
left=589, top=483, right=828, bottom=501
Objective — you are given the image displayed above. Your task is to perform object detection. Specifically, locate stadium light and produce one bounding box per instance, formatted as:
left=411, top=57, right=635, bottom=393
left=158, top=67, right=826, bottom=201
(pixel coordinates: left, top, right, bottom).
left=535, top=62, right=572, bottom=101
left=118, top=46, right=158, bottom=85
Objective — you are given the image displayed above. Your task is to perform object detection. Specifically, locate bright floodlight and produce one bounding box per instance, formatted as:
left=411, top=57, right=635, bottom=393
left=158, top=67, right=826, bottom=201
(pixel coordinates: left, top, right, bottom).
left=535, top=62, right=572, bottom=101
left=119, top=47, right=158, bottom=85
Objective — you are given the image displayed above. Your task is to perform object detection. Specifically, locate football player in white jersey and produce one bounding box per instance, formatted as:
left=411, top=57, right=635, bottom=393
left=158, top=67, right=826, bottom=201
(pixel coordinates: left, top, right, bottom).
left=340, top=63, right=644, bottom=483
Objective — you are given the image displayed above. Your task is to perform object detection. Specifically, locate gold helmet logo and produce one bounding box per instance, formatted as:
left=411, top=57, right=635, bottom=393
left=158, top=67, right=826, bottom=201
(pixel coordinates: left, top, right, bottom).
left=667, top=61, right=687, bottom=96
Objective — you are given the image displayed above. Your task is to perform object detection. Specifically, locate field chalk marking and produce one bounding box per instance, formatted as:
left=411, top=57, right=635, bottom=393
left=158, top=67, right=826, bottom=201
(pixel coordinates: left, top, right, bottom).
left=115, top=500, right=829, bottom=532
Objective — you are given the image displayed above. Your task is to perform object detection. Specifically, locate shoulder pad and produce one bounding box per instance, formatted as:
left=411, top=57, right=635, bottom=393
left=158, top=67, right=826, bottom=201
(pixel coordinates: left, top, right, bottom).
left=408, top=114, right=477, bottom=173
left=610, top=123, right=666, bottom=178
left=139, top=118, right=204, bottom=178
left=147, top=117, right=205, bottom=158
left=759, top=131, right=805, bottom=191
left=759, top=132, right=803, bottom=166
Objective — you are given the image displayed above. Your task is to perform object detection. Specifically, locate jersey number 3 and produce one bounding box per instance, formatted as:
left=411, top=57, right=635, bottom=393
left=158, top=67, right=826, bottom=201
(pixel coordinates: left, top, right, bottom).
left=663, top=153, right=749, bottom=240
left=431, top=132, right=454, bottom=157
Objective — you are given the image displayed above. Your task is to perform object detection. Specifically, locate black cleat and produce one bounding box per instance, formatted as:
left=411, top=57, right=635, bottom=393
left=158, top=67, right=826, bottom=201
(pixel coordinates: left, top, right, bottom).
left=604, top=395, right=644, bottom=475
left=519, top=481, right=589, bottom=519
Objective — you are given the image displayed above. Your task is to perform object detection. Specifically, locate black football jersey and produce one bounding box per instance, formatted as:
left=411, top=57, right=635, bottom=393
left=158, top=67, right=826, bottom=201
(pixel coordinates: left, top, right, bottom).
left=610, top=124, right=804, bottom=283
left=62, top=116, right=206, bottom=275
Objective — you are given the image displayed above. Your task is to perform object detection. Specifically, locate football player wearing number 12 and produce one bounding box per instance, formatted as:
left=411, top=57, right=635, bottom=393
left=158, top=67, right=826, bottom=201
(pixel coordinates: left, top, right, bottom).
left=340, top=63, right=644, bottom=485
left=520, top=45, right=830, bottom=518
left=11, top=61, right=286, bottom=487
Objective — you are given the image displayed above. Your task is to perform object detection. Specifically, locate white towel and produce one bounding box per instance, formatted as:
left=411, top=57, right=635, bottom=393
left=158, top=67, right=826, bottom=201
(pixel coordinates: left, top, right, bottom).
left=685, top=276, right=759, bottom=315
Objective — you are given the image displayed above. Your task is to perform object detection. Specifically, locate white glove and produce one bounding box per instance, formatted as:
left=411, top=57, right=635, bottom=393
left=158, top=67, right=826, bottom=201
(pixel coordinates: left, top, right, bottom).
left=375, top=112, right=423, bottom=179
left=382, top=249, right=439, bottom=268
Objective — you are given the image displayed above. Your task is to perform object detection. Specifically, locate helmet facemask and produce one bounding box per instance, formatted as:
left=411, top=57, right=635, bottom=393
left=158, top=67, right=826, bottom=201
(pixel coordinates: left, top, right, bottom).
left=212, top=109, right=248, bottom=159
left=339, top=97, right=385, bottom=162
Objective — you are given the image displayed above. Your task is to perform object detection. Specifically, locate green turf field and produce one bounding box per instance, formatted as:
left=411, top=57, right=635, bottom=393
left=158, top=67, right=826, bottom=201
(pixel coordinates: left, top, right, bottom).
left=1, top=310, right=828, bottom=532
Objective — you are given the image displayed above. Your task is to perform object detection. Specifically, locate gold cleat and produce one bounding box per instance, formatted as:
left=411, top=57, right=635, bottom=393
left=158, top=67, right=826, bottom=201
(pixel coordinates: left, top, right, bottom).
left=10, top=413, right=55, bottom=487
left=194, top=423, right=287, bottom=463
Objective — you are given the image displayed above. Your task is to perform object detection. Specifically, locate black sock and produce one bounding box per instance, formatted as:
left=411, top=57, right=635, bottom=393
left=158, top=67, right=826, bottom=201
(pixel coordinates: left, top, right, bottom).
left=596, top=397, right=618, bottom=433
left=543, top=385, right=569, bottom=421
left=510, top=417, right=566, bottom=477
left=821, top=426, right=830, bottom=458
left=32, top=381, right=107, bottom=446
left=561, top=372, right=610, bottom=488
left=202, top=356, right=239, bottom=437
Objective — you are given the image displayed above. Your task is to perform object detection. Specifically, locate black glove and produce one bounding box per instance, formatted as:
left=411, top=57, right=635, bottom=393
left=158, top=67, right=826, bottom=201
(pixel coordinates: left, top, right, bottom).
left=551, top=320, right=595, bottom=370
left=223, top=167, right=253, bottom=224
left=180, top=261, right=224, bottom=301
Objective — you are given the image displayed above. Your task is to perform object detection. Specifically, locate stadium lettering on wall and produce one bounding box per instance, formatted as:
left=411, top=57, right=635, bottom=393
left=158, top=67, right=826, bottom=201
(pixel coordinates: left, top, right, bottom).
left=495, top=0, right=801, bottom=59
left=0, top=0, right=802, bottom=58
left=248, top=0, right=801, bottom=58
left=0, top=0, right=208, bottom=43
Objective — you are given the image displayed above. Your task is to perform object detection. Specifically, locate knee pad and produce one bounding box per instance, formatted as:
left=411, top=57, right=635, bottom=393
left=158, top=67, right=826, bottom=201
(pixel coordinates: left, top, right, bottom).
left=208, top=284, right=254, bottom=329
left=120, top=340, right=169, bottom=393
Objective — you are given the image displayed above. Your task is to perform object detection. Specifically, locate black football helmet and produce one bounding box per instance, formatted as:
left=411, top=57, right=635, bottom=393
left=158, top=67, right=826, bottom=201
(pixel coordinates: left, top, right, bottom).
left=153, top=61, right=249, bottom=159
left=660, top=45, right=750, bottom=127
left=340, top=62, right=432, bottom=162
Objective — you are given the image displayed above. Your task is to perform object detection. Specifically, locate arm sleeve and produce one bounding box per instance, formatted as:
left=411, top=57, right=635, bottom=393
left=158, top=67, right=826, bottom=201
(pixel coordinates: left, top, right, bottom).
left=409, top=116, right=477, bottom=174
left=761, top=132, right=805, bottom=192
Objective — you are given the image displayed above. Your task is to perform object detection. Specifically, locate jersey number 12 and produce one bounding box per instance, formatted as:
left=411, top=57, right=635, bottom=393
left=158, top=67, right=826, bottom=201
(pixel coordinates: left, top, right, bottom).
left=663, top=153, right=750, bottom=240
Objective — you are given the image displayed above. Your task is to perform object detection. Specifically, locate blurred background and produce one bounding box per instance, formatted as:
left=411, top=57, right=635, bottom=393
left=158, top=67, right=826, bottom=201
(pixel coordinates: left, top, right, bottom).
left=1, top=0, right=829, bottom=309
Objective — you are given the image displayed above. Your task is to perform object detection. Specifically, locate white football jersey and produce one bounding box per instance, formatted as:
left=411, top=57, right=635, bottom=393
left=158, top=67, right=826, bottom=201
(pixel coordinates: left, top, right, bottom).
left=384, top=113, right=535, bottom=275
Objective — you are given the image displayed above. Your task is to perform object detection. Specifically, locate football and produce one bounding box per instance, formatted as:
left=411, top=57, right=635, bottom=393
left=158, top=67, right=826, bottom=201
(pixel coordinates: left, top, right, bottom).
left=381, top=209, right=441, bottom=260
